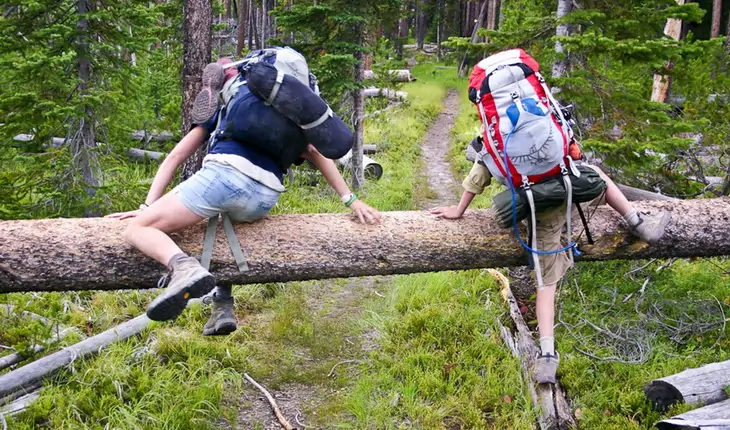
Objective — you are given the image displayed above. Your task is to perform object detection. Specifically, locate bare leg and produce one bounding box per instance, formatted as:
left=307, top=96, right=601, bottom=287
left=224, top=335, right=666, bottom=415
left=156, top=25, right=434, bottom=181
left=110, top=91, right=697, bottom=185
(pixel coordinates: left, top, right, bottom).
left=123, top=192, right=205, bottom=267
left=536, top=282, right=556, bottom=342
left=588, top=165, right=633, bottom=216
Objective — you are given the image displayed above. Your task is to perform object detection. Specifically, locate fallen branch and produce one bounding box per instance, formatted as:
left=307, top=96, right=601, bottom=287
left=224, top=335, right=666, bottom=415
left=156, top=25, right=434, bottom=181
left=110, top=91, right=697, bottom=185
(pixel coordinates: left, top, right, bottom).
left=0, top=390, right=40, bottom=418
left=0, top=315, right=150, bottom=398
left=128, top=148, right=165, bottom=162
left=363, top=69, right=414, bottom=82
left=243, top=373, right=295, bottom=430
left=488, top=269, right=577, bottom=430
left=327, top=359, right=361, bottom=377
left=0, top=327, right=77, bottom=371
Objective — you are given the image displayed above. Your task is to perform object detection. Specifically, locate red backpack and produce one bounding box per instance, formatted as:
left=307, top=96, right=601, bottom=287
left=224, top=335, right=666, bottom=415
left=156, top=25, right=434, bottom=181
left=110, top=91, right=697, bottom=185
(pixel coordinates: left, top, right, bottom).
left=468, top=49, right=582, bottom=289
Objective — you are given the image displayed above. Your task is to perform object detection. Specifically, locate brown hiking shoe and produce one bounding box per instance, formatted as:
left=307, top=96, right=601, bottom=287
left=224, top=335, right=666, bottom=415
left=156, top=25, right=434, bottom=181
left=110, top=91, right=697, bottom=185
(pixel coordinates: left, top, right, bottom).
left=533, top=352, right=559, bottom=384
left=146, top=257, right=215, bottom=322
left=191, top=62, right=225, bottom=125
left=202, top=294, right=237, bottom=336
left=630, top=210, right=671, bottom=245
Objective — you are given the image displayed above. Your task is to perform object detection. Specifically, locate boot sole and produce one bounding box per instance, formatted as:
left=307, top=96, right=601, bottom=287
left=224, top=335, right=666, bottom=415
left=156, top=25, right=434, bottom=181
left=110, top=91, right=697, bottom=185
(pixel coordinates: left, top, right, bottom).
left=202, top=320, right=237, bottom=336
left=191, top=63, right=225, bottom=125
left=146, top=273, right=216, bottom=322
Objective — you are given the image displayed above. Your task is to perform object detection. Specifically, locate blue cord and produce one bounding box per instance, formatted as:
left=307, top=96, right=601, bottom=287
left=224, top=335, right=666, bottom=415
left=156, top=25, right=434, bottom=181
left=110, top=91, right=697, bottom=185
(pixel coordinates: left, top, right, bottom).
left=502, top=124, right=578, bottom=256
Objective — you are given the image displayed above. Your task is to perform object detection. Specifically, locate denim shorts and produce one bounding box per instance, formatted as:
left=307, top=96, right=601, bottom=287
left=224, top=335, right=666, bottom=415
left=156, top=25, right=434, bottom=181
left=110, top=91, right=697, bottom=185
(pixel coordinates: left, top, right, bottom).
left=173, top=161, right=280, bottom=222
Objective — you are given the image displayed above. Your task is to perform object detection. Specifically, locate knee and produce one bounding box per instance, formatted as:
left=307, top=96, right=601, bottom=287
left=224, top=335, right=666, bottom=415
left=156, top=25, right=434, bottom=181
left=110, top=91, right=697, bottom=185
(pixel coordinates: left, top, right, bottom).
left=123, top=216, right=148, bottom=245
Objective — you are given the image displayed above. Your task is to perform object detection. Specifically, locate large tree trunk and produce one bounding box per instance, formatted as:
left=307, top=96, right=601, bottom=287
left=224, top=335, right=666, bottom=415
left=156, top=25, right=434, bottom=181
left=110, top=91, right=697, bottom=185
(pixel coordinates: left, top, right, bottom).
left=458, top=0, right=488, bottom=76
left=351, top=45, right=366, bottom=190
left=70, top=0, right=101, bottom=217
left=651, top=0, right=685, bottom=103
left=416, top=0, right=429, bottom=50
left=236, top=0, right=248, bottom=55
left=711, top=0, right=722, bottom=38
left=551, top=0, right=573, bottom=81
left=181, top=0, right=212, bottom=178
left=0, top=198, right=728, bottom=293
left=644, top=360, right=730, bottom=411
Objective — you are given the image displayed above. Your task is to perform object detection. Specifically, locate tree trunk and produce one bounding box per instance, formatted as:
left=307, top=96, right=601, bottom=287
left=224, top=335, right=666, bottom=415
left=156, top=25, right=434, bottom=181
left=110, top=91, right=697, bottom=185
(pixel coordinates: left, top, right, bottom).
left=0, top=198, right=728, bottom=293
left=644, top=359, right=730, bottom=412
left=711, top=0, right=722, bottom=38
left=551, top=0, right=573, bottom=81
left=436, top=0, right=444, bottom=60
left=651, top=0, right=685, bottom=103
left=351, top=47, right=366, bottom=190
left=181, top=0, right=212, bottom=178
left=236, top=0, right=248, bottom=55
left=71, top=0, right=101, bottom=217
left=261, top=0, right=267, bottom=48
left=416, top=0, right=429, bottom=50
left=486, top=0, right=497, bottom=34
left=458, top=0, right=488, bottom=76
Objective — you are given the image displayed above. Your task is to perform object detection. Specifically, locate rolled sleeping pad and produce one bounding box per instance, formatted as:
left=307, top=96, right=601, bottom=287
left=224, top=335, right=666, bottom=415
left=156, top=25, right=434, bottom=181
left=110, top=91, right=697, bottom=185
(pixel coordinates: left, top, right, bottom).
left=245, top=61, right=354, bottom=160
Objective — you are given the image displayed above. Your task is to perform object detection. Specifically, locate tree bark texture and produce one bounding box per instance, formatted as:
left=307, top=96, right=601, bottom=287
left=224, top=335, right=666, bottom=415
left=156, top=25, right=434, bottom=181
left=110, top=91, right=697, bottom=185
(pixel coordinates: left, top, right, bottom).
left=711, top=0, right=722, bottom=38
left=651, top=0, right=685, bottom=103
left=458, top=0, right=488, bottom=76
left=181, top=0, right=212, bottom=178
left=551, top=0, right=573, bottom=80
left=236, top=0, right=248, bottom=55
left=351, top=47, right=366, bottom=190
left=644, top=359, right=730, bottom=412
left=656, top=399, right=730, bottom=430
left=72, top=0, right=101, bottom=217
left=416, top=0, right=429, bottom=50
left=0, top=198, right=729, bottom=293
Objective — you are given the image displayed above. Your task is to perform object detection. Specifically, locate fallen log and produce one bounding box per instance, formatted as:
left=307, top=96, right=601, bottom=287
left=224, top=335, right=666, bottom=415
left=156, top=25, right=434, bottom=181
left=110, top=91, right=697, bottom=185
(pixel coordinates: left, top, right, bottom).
left=655, top=399, right=730, bottom=430
left=338, top=149, right=383, bottom=180
left=362, top=88, right=408, bottom=100
left=617, top=184, right=677, bottom=202
left=128, top=148, right=165, bottom=162
left=363, top=69, right=414, bottom=82
left=0, top=315, right=150, bottom=398
left=490, top=269, right=577, bottom=430
left=129, top=130, right=176, bottom=143
left=644, top=360, right=730, bottom=411
left=0, top=198, right=728, bottom=293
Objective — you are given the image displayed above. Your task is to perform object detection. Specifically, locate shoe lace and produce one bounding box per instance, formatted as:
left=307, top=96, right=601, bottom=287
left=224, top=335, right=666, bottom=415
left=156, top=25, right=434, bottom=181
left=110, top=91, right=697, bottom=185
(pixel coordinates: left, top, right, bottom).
left=157, top=272, right=171, bottom=289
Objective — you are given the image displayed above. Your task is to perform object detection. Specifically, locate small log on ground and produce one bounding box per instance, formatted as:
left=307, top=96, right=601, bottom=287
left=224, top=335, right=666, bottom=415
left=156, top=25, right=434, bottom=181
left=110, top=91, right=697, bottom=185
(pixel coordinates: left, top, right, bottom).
left=362, top=88, right=408, bottom=100
left=363, top=144, right=377, bottom=154
left=490, top=269, right=577, bottom=430
left=644, top=360, right=730, bottom=411
left=0, top=315, right=150, bottom=398
left=128, top=148, right=165, bottom=162
left=338, top=149, right=383, bottom=180
left=655, top=399, right=730, bottom=429
left=0, top=198, right=729, bottom=293
left=363, top=69, right=415, bottom=82
left=129, top=130, right=176, bottom=143
left=617, top=184, right=677, bottom=202
left=0, top=327, right=77, bottom=371
left=0, top=390, right=40, bottom=418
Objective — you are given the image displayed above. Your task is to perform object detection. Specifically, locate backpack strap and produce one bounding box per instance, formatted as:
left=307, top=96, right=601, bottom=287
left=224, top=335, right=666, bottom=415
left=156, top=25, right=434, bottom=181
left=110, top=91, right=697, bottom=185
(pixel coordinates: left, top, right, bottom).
left=476, top=91, right=509, bottom=178
left=200, top=213, right=250, bottom=273
left=265, top=70, right=285, bottom=106
left=561, top=161, right=575, bottom=267
left=522, top=176, right=545, bottom=290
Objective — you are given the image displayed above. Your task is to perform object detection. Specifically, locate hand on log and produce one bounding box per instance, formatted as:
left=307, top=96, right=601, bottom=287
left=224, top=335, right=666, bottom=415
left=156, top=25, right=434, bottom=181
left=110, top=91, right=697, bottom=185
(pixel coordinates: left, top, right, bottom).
left=0, top=198, right=728, bottom=293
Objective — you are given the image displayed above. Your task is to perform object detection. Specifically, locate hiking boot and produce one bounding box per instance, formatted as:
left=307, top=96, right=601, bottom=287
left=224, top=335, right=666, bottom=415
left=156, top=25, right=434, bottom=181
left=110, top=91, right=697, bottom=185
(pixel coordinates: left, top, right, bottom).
left=191, top=62, right=225, bottom=125
left=630, top=210, right=671, bottom=245
left=202, top=294, right=237, bottom=336
left=146, top=257, right=216, bottom=322
left=533, top=352, right=560, bottom=384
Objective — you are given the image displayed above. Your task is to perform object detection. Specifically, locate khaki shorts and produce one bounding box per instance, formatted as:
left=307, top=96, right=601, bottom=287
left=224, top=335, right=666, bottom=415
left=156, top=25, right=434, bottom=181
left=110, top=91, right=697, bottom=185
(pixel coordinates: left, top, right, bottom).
left=533, top=191, right=606, bottom=285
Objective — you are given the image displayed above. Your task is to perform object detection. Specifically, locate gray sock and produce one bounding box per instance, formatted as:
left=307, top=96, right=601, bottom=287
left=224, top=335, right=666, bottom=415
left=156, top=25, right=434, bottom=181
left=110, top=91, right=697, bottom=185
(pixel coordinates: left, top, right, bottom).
left=540, top=336, right=555, bottom=355
left=167, top=253, right=188, bottom=270
left=214, top=285, right=232, bottom=300
left=624, top=209, right=641, bottom=228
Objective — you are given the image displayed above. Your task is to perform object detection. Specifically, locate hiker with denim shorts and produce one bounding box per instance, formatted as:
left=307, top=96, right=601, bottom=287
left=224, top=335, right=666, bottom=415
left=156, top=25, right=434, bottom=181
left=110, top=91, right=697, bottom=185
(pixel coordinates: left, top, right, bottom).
left=431, top=159, right=669, bottom=384
left=107, top=55, right=382, bottom=336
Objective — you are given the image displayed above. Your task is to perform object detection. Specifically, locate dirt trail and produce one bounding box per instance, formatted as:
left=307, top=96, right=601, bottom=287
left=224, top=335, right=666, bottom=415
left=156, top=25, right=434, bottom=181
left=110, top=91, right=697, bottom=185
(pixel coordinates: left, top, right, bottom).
left=224, top=90, right=463, bottom=429
left=420, top=89, right=461, bottom=209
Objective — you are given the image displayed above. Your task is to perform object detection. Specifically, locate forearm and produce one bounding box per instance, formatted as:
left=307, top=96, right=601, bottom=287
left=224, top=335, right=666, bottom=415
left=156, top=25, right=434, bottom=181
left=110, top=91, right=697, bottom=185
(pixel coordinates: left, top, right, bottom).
left=308, top=151, right=350, bottom=197
left=455, top=191, right=477, bottom=216
left=144, top=127, right=207, bottom=206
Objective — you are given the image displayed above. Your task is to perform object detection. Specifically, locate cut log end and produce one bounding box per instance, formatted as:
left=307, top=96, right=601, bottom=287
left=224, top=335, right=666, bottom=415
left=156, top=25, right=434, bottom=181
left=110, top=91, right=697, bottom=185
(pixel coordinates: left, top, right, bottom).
left=644, top=380, right=685, bottom=412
